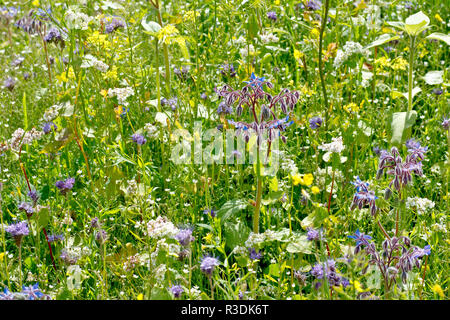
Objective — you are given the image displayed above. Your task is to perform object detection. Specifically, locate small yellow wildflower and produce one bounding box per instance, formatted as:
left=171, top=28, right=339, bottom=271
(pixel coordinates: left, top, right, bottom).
left=157, top=25, right=179, bottom=44
left=343, top=102, right=360, bottom=113
left=310, top=28, right=320, bottom=39
left=292, top=173, right=314, bottom=186
left=294, top=49, right=303, bottom=61
left=137, top=293, right=144, bottom=300
left=432, top=284, right=445, bottom=298
left=435, top=14, right=443, bottom=23
left=103, top=65, right=118, bottom=81
left=32, top=0, right=39, bottom=7
left=0, top=252, right=4, bottom=262
left=390, top=57, right=409, bottom=71
left=375, top=56, right=391, bottom=71
left=311, top=186, right=320, bottom=195
left=183, top=10, right=200, bottom=22
left=203, top=232, right=213, bottom=244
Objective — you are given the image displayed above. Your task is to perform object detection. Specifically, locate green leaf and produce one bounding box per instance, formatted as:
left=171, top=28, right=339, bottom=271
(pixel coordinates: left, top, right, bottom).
left=268, top=264, right=280, bottom=277
left=216, top=199, right=248, bottom=224
left=404, top=11, right=430, bottom=36
left=390, top=111, right=417, bottom=145
left=386, top=21, right=406, bottom=32
left=141, top=18, right=161, bottom=34
left=247, top=14, right=259, bottom=39
left=150, top=287, right=172, bottom=300
left=36, top=207, right=50, bottom=230
left=301, top=207, right=329, bottom=229
left=364, top=34, right=400, bottom=50
left=426, top=32, right=450, bottom=45
left=286, top=234, right=313, bottom=254
left=223, top=220, right=250, bottom=251
left=423, top=71, right=444, bottom=85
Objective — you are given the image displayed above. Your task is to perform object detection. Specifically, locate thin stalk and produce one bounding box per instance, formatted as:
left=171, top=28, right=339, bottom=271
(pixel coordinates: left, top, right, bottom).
left=18, top=243, right=22, bottom=288
left=318, top=0, right=330, bottom=130
left=408, top=36, right=415, bottom=112
left=253, top=147, right=262, bottom=233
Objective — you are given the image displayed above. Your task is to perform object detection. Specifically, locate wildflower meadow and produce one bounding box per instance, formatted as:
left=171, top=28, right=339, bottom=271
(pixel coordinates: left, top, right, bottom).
left=0, top=0, right=448, bottom=303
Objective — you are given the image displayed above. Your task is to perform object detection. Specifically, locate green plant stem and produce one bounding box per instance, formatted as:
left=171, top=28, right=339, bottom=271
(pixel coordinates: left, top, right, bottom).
left=154, top=1, right=171, bottom=95
left=318, top=0, right=330, bottom=130
left=408, top=36, right=415, bottom=112
left=18, top=243, right=22, bottom=289
left=253, top=147, right=262, bottom=234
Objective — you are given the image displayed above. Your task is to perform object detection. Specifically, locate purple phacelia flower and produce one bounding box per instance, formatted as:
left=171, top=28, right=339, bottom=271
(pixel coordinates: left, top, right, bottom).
left=248, top=248, right=262, bottom=260
left=174, top=228, right=195, bottom=246
left=309, top=116, right=323, bottom=129
left=42, top=122, right=57, bottom=134
left=305, top=0, right=322, bottom=11
left=105, top=17, right=125, bottom=34
left=27, top=189, right=39, bottom=204
left=6, top=221, right=29, bottom=245
left=95, top=229, right=108, bottom=244
left=267, top=11, right=277, bottom=21
left=47, top=233, right=64, bottom=243
left=18, top=202, right=34, bottom=215
left=170, top=284, right=184, bottom=298
left=200, top=92, right=208, bottom=100
left=200, top=256, right=220, bottom=276
left=55, top=177, right=75, bottom=195
left=432, top=88, right=443, bottom=96
left=442, top=117, right=449, bottom=130
left=44, top=27, right=63, bottom=44
left=306, top=228, right=320, bottom=241
left=219, top=63, right=237, bottom=77
left=3, top=77, right=15, bottom=91
left=131, top=133, right=147, bottom=145
left=217, top=101, right=233, bottom=115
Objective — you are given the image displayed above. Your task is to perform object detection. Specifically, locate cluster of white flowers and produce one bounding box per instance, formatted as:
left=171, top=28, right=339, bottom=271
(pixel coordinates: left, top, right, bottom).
left=144, top=123, right=159, bottom=138
left=278, top=151, right=298, bottom=176
left=146, top=216, right=179, bottom=239
left=154, top=264, right=167, bottom=282
left=232, top=245, right=248, bottom=256
left=318, top=136, right=345, bottom=162
left=244, top=232, right=266, bottom=248
left=260, top=33, right=279, bottom=44
left=81, top=54, right=109, bottom=73
left=43, top=103, right=66, bottom=122
left=240, top=44, right=256, bottom=58
left=108, top=87, right=134, bottom=105
left=126, top=179, right=138, bottom=195
left=65, top=7, right=92, bottom=30
left=7, top=127, right=43, bottom=151
left=406, top=197, right=435, bottom=215
left=333, top=41, right=367, bottom=68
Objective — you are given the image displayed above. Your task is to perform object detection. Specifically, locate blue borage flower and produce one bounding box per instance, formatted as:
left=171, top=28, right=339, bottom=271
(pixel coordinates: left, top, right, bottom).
left=243, top=72, right=266, bottom=89
left=350, top=176, right=378, bottom=216
left=348, top=229, right=372, bottom=247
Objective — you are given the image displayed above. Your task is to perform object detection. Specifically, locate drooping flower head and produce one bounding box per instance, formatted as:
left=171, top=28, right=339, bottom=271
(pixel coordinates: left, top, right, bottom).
left=350, top=177, right=378, bottom=216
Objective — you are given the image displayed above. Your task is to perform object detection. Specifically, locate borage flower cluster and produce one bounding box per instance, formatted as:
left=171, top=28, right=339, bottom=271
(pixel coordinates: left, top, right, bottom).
left=215, top=73, right=299, bottom=149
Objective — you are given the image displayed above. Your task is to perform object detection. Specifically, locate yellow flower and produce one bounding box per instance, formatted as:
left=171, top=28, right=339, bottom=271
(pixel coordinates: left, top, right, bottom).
left=32, top=0, right=39, bottom=7
left=310, top=28, right=320, bottom=39
left=183, top=10, right=200, bottom=22
left=203, top=232, right=213, bottom=244
left=104, top=65, right=118, bottom=81
left=311, top=186, right=320, bottom=194
left=432, top=284, right=445, bottom=298
left=0, top=252, right=4, bottom=262
left=351, top=280, right=365, bottom=293
left=375, top=56, right=391, bottom=70
left=343, top=102, right=360, bottom=113
left=292, top=173, right=314, bottom=186
left=390, top=57, right=409, bottom=71
left=294, top=49, right=303, bottom=61
left=137, top=293, right=144, bottom=300
left=157, top=25, right=179, bottom=44
left=435, top=14, right=443, bottom=23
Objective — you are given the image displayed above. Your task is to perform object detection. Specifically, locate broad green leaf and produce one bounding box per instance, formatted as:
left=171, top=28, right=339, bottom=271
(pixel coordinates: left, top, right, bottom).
left=215, top=199, right=248, bottom=224
left=364, top=34, right=400, bottom=50
left=386, top=21, right=406, bottom=31
left=35, top=207, right=50, bottom=230
left=423, top=71, right=444, bottom=85
left=426, top=32, right=450, bottom=45
left=269, top=176, right=278, bottom=192
left=404, top=11, right=430, bottom=36
left=286, top=234, right=313, bottom=254
left=223, top=220, right=250, bottom=251
left=141, top=19, right=161, bottom=34
left=390, top=111, right=417, bottom=145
